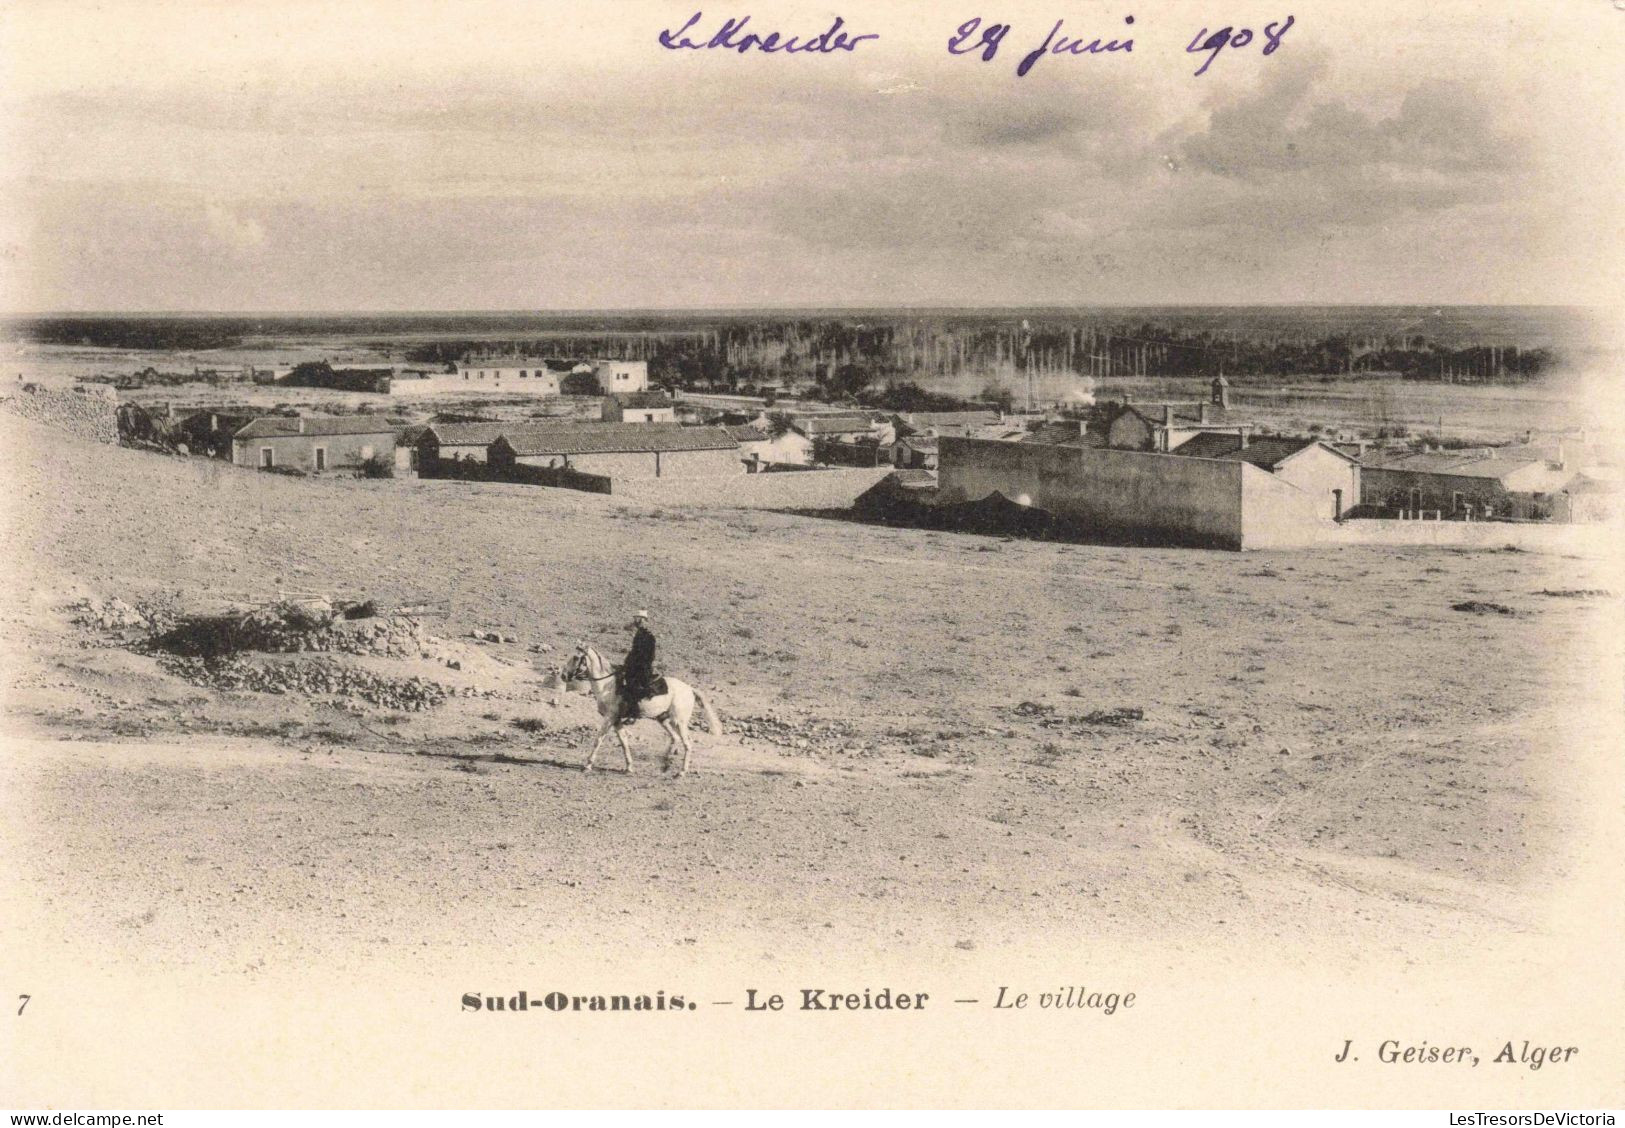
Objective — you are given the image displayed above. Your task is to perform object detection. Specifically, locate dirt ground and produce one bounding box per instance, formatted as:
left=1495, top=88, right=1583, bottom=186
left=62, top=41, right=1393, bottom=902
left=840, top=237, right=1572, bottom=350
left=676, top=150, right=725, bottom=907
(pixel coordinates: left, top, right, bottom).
left=1, top=413, right=1621, bottom=980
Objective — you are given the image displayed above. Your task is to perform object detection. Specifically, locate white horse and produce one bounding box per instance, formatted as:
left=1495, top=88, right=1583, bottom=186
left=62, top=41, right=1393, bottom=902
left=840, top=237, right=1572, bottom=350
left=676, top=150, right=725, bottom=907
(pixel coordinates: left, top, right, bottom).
left=561, top=644, right=721, bottom=776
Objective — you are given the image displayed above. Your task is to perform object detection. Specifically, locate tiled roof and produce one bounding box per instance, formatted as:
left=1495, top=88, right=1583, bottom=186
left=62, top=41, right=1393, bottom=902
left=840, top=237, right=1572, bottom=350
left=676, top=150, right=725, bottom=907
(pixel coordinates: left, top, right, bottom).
left=496, top=423, right=738, bottom=457
left=794, top=413, right=877, bottom=436
left=1120, top=403, right=1246, bottom=429
left=234, top=415, right=397, bottom=439
left=727, top=425, right=770, bottom=442
left=1364, top=451, right=1546, bottom=480
left=1170, top=432, right=1336, bottom=469
left=461, top=357, right=563, bottom=369
left=1020, top=422, right=1107, bottom=448
left=896, top=410, right=1001, bottom=428
left=892, top=469, right=939, bottom=488
left=421, top=422, right=509, bottom=446
left=1021, top=422, right=1087, bottom=445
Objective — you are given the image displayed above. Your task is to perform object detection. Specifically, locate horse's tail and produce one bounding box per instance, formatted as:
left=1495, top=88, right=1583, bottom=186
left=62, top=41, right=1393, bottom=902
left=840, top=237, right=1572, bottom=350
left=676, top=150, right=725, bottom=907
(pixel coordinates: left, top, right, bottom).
left=695, top=688, right=722, bottom=736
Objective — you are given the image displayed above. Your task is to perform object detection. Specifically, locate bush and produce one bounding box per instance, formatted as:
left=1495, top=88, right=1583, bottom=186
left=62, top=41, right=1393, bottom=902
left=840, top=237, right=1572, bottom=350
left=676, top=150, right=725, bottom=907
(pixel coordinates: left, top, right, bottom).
left=361, top=453, right=395, bottom=479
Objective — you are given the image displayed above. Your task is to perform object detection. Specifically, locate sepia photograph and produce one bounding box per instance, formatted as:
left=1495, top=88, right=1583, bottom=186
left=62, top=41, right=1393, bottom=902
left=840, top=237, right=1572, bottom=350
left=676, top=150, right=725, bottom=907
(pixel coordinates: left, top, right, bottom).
left=0, top=0, right=1621, bottom=1112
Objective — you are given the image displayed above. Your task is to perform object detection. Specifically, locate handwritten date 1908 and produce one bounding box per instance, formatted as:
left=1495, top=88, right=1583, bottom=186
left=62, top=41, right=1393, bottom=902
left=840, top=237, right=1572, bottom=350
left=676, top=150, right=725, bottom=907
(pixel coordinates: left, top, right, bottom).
left=1187, top=16, right=1295, bottom=76
left=947, top=14, right=1293, bottom=78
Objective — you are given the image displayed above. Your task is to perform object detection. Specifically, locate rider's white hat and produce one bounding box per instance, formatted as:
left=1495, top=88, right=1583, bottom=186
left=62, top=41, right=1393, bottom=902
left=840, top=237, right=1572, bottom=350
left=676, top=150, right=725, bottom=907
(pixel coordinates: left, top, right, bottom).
left=633, top=609, right=649, bottom=620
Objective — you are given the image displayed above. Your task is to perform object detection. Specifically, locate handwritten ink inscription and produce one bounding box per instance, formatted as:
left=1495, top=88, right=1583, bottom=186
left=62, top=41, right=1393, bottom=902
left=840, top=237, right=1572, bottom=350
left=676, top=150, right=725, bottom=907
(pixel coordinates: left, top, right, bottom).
left=1186, top=16, right=1295, bottom=76
left=655, top=11, right=1295, bottom=77
left=658, top=11, right=880, bottom=54
left=949, top=13, right=1293, bottom=76
left=950, top=16, right=1136, bottom=77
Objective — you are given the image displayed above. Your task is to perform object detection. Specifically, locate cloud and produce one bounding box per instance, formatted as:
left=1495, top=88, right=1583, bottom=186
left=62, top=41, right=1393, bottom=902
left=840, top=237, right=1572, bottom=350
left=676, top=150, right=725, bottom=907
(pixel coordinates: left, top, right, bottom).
left=1174, top=54, right=1531, bottom=200
left=204, top=203, right=267, bottom=251
left=0, top=39, right=1586, bottom=309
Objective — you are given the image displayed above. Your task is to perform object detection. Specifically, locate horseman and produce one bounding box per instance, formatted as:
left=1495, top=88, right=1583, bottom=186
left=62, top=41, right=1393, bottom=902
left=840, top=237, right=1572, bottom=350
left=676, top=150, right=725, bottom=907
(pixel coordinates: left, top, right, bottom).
left=619, top=609, right=660, bottom=724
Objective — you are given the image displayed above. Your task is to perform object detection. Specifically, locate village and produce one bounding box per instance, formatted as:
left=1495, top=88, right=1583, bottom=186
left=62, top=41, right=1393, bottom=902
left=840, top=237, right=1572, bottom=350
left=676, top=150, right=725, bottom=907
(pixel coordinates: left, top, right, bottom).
left=61, top=346, right=1619, bottom=554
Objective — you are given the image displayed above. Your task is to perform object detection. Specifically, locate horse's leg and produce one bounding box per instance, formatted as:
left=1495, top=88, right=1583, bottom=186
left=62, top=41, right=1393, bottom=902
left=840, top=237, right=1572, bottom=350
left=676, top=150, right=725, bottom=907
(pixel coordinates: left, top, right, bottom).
left=617, top=721, right=634, bottom=773
left=675, top=717, right=695, bottom=777
left=584, top=715, right=612, bottom=772
left=660, top=719, right=681, bottom=774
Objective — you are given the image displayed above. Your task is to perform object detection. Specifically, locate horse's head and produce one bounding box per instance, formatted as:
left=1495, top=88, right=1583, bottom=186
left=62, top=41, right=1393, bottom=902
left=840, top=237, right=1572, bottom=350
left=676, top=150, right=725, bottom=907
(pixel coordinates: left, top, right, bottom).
left=561, top=642, right=601, bottom=684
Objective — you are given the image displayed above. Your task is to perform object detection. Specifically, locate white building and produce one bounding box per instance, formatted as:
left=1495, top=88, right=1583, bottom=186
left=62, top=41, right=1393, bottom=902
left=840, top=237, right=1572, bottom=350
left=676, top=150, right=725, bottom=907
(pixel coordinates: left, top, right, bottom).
left=602, top=391, right=677, bottom=423
left=391, top=358, right=563, bottom=397
left=594, top=360, right=648, bottom=395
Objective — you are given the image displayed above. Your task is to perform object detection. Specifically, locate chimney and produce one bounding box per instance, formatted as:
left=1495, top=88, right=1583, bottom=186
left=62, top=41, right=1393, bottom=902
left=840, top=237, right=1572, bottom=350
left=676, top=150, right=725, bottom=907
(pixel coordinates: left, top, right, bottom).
left=1239, top=429, right=1250, bottom=449
left=1163, top=404, right=1174, bottom=427
left=1555, top=439, right=1567, bottom=470
left=1199, top=403, right=1211, bottom=425
left=297, top=417, right=306, bottom=435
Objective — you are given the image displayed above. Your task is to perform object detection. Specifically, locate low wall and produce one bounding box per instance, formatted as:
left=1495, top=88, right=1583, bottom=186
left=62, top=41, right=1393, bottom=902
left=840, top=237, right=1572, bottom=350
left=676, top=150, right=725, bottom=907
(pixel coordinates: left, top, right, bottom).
left=613, top=467, right=890, bottom=510
left=428, top=457, right=613, bottom=493
left=1318, top=518, right=1617, bottom=557
left=1241, top=464, right=1327, bottom=549
left=0, top=382, right=118, bottom=444
left=939, top=437, right=1248, bottom=549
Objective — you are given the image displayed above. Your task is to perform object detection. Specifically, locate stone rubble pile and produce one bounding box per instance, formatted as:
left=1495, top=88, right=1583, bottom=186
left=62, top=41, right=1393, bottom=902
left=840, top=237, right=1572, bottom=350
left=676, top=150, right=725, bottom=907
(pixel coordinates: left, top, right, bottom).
left=727, top=713, right=865, bottom=754
left=72, top=596, right=150, bottom=630
left=0, top=383, right=119, bottom=444
left=159, top=654, right=453, bottom=711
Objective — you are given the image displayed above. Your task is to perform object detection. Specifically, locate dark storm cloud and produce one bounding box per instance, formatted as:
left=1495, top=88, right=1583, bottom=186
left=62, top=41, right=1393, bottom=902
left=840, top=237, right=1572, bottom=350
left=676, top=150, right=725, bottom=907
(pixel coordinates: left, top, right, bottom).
left=1176, top=55, right=1530, bottom=186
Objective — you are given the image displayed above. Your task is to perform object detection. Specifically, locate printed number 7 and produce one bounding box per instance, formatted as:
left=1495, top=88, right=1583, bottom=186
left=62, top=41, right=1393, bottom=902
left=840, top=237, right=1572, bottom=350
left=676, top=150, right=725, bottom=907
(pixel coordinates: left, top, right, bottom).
left=17, top=994, right=29, bottom=1015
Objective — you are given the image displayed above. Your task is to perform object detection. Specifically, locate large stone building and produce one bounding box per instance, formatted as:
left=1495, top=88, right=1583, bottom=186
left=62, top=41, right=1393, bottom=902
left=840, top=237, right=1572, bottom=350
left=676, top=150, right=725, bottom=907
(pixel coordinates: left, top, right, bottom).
left=392, top=359, right=562, bottom=397
left=937, top=435, right=1327, bottom=550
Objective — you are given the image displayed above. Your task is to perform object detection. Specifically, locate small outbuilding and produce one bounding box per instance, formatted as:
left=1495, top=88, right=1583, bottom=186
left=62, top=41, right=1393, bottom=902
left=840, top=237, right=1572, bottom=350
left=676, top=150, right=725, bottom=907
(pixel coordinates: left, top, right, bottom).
left=489, top=423, right=741, bottom=480
left=231, top=415, right=398, bottom=472
left=1171, top=432, right=1361, bottom=520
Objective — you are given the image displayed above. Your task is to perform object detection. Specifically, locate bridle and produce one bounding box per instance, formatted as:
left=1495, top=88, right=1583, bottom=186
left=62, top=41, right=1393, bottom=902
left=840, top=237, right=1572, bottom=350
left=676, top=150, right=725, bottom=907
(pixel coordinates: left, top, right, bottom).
left=567, top=647, right=616, bottom=687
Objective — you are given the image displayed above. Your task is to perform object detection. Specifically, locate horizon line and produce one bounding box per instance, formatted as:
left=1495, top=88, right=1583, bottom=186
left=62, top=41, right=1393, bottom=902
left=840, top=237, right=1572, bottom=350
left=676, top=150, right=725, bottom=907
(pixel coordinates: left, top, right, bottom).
left=0, top=301, right=1608, bottom=320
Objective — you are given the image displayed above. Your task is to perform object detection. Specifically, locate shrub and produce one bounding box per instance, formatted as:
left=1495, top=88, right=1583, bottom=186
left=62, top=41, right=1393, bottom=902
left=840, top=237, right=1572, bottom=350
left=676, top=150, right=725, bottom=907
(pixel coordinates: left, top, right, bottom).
left=361, top=453, right=395, bottom=479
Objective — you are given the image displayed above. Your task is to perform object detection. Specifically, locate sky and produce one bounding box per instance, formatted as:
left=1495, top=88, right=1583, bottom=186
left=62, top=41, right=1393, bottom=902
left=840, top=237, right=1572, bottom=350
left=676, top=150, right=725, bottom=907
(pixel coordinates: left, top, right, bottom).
left=1, top=0, right=1621, bottom=312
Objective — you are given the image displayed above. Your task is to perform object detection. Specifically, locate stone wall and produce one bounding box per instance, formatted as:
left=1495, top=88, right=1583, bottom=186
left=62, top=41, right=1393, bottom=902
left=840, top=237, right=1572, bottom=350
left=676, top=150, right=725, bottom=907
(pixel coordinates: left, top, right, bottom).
left=1317, top=518, right=1617, bottom=557
left=938, top=437, right=1251, bottom=549
left=0, top=382, right=118, bottom=444
left=613, top=467, right=890, bottom=510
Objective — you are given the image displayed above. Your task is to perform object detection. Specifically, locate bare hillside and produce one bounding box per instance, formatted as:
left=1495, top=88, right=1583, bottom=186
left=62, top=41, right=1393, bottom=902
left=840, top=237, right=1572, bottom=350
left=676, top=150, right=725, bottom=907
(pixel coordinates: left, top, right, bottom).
left=2, top=414, right=1620, bottom=974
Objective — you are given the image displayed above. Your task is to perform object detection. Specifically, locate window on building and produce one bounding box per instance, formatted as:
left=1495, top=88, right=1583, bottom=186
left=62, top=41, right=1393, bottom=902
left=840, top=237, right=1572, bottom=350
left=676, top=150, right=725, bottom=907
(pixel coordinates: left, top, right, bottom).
left=1409, top=488, right=1422, bottom=511
left=1451, top=491, right=1463, bottom=512
left=315, top=447, right=327, bottom=471
left=520, top=370, right=527, bottom=378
